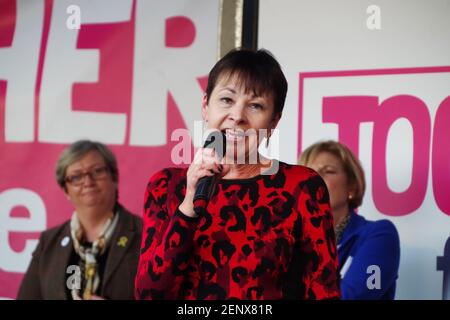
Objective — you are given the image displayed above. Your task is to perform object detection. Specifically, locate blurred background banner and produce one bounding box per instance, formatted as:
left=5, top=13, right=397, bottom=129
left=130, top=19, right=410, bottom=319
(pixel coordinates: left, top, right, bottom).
left=259, top=0, right=450, bottom=299
left=1, top=0, right=450, bottom=300
left=0, top=0, right=221, bottom=299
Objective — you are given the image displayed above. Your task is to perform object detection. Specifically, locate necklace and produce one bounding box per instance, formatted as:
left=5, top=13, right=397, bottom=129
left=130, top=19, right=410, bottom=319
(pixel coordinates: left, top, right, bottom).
left=334, top=213, right=351, bottom=244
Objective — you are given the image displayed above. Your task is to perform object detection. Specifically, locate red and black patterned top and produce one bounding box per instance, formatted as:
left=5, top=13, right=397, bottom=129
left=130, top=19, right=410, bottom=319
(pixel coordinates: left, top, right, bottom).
left=135, top=161, right=340, bottom=300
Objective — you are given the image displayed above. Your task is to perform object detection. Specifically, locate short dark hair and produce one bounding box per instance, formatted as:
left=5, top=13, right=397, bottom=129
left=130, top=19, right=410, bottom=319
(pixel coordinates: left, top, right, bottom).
left=206, top=48, right=288, bottom=117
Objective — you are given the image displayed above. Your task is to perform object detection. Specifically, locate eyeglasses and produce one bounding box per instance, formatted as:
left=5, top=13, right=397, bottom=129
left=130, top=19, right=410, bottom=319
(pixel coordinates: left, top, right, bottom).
left=65, top=166, right=110, bottom=186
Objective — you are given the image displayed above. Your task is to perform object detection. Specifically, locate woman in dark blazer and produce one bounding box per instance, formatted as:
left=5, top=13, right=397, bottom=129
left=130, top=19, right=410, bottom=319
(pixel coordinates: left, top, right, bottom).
left=17, top=140, right=142, bottom=300
left=299, top=140, right=400, bottom=299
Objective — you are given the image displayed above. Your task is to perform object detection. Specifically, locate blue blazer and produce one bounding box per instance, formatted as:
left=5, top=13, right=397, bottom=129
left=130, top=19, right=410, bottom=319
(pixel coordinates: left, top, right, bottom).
left=338, top=211, right=400, bottom=300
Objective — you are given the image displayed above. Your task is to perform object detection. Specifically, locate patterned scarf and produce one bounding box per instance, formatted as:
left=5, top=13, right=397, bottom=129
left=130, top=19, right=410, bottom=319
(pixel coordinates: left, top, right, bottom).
left=70, top=209, right=119, bottom=300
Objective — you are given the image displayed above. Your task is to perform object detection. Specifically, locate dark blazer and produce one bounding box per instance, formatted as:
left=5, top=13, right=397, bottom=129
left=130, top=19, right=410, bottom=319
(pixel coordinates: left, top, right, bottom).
left=338, top=211, right=400, bottom=300
left=17, top=205, right=142, bottom=300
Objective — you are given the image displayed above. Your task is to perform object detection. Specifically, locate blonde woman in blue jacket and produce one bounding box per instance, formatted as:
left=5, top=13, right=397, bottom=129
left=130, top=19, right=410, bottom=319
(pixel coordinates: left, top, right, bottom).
left=299, top=140, right=400, bottom=299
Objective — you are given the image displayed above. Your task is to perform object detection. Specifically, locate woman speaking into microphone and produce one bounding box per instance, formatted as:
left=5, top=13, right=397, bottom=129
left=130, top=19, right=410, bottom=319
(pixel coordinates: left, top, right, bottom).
left=135, top=49, right=340, bottom=300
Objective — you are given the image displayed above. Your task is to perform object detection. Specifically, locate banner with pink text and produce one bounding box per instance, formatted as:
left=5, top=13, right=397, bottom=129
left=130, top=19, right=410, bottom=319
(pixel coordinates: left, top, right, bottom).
left=0, top=0, right=220, bottom=299
left=259, top=0, right=450, bottom=299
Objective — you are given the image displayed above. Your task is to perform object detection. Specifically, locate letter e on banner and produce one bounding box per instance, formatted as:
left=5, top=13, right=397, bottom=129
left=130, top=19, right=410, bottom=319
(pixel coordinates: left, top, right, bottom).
left=0, top=189, right=46, bottom=272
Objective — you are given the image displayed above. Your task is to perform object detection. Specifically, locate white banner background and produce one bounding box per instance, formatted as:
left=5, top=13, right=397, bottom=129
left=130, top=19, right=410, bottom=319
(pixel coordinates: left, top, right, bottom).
left=259, top=0, right=450, bottom=299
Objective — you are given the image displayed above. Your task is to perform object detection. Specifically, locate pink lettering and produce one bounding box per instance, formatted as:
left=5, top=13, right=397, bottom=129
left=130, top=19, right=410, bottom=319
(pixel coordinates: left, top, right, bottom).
left=432, top=96, right=450, bottom=216
left=323, top=96, right=377, bottom=157
left=322, top=94, right=436, bottom=216
left=165, top=16, right=196, bottom=48
left=372, top=95, right=431, bottom=216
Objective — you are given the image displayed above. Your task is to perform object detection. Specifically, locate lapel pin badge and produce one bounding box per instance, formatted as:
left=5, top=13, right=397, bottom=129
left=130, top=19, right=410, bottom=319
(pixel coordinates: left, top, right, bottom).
left=117, top=236, right=128, bottom=247
left=61, top=236, right=70, bottom=247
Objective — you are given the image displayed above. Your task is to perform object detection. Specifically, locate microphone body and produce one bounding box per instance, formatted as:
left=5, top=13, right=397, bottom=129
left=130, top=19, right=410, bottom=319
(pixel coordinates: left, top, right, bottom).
left=193, top=131, right=226, bottom=211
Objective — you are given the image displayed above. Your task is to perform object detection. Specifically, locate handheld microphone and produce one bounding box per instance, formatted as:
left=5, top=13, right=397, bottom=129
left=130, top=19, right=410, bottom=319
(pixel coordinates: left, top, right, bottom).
left=193, top=130, right=226, bottom=212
